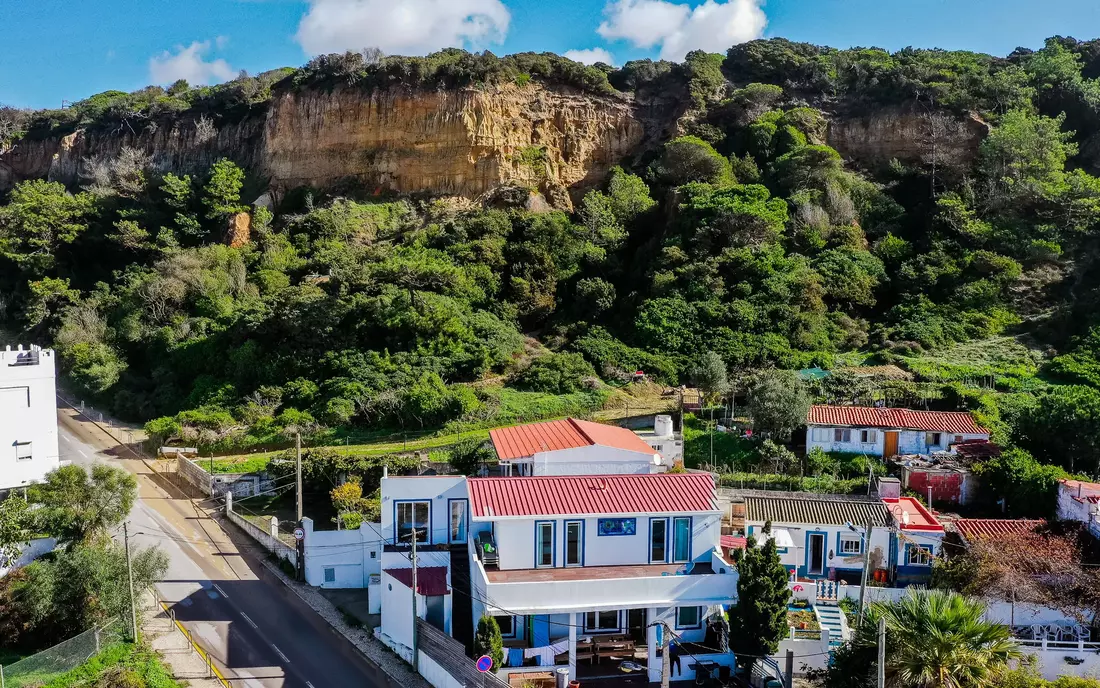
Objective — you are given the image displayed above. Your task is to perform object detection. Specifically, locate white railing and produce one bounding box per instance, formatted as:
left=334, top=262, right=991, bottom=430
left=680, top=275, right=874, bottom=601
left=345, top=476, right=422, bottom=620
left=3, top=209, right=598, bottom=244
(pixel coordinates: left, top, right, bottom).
left=817, top=580, right=840, bottom=604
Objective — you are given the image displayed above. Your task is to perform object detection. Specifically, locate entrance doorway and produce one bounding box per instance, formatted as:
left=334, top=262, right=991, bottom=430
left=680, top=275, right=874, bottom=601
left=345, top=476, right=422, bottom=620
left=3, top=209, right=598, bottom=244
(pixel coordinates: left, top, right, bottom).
left=808, top=533, right=826, bottom=576
left=884, top=431, right=899, bottom=457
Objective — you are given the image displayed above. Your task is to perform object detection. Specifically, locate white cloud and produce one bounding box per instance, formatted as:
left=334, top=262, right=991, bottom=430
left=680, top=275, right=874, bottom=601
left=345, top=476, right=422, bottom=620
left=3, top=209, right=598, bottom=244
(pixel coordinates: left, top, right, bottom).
left=149, top=40, right=235, bottom=86
left=597, top=0, right=766, bottom=62
left=563, top=48, right=616, bottom=66
left=295, top=0, right=510, bottom=56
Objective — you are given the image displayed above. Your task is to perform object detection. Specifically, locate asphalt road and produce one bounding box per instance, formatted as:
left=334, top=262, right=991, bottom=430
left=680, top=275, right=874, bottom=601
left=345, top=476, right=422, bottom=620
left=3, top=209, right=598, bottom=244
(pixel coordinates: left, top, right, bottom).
left=57, top=411, right=395, bottom=688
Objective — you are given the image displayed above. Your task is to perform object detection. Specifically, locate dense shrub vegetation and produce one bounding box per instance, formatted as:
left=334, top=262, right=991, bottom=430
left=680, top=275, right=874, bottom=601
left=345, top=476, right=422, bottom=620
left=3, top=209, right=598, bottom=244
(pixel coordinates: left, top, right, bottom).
left=3, top=38, right=1100, bottom=492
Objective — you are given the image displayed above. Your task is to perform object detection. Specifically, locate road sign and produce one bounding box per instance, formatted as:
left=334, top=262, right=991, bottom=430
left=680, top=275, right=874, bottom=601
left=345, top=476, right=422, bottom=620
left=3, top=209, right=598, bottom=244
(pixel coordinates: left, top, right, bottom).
left=293, top=527, right=305, bottom=541
left=475, top=655, right=493, bottom=673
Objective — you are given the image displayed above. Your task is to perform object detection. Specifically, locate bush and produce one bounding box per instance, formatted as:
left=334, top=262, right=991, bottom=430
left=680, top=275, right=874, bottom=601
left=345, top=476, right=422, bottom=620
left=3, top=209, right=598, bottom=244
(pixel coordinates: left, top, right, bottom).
left=511, top=353, right=598, bottom=395
left=650, top=136, right=734, bottom=186
left=473, top=614, right=504, bottom=670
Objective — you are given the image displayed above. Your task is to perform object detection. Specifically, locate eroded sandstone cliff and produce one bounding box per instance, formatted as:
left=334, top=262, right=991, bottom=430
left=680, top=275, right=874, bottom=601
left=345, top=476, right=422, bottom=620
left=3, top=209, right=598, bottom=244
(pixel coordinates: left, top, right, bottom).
left=827, top=105, right=990, bottom=171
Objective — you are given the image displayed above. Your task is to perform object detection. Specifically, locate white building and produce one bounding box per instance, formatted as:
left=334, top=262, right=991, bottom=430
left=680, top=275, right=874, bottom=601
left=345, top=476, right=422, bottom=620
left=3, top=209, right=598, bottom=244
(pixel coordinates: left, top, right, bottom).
left=0, top=345, right=60, bottom=490
left=376, top=471, right=738, bottom=685
left=806, top=405, right=989, bottom=458
left=1056, top=479, right=1100, bottom=529
left=634, top=415, right=684, bottom=465
left=489, top=418, right=665, bottom=476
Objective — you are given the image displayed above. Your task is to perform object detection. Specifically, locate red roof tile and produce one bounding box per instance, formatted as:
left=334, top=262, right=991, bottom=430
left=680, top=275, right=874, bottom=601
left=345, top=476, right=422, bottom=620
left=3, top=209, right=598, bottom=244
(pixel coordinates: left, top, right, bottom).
left=489, top=418, right=656, bottom=460
left=807, top=405, right=988, bottom=435
left=720, top=535, right=747, bottom=550
left=384, top=567, right=450, bottom=596
left=885, top=497, right=944, bottom=532
left=468, top=473, right=716, bottom=518
left=954, top=519, right=1043, bottom=542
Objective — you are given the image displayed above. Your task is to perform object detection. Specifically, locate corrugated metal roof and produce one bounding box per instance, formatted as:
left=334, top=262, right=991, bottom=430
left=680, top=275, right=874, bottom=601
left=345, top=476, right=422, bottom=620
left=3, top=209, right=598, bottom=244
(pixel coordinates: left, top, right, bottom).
left=384, top=567, right=450, bottom=596
left=489, top=418, right=655, bottom=460
left=468, top=473, right=716, bottom=518
left=954, top=519, right=1044, bottom=542
left=807, top=405, right=988, bottom=434
left=737, top=491, right=892, bottom=527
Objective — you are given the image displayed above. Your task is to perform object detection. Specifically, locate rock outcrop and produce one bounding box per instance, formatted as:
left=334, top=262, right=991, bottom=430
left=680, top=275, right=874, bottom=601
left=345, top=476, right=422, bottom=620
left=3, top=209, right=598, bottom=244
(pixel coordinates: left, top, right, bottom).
left=1, top=83, right=645, bottom=211
left=827, top=105, right=990, bottom=170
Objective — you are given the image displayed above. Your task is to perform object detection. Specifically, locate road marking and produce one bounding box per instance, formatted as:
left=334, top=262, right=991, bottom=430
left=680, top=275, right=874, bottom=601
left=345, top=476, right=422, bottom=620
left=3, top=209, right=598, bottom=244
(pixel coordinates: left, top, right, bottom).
left=213, top=583, right=229, bottom=598
left=271, top=644, right=290, bottom=663
left=306, top=682, right=315, bottom=688
left=78, top=449, right=88, bottom=458
left=239, top=612, right=258, bottom=629
left=61, top=435, right=71, bottom=443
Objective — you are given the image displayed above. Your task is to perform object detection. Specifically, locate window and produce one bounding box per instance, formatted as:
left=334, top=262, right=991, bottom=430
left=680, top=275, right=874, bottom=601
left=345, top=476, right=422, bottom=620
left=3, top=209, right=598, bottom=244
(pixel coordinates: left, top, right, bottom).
left=497, top=616, right=516, bottom=637
left=565, top=521, right=583, bottom=567
left=839, top=535, right=862, bottom=555
left=926, top=432, right=942, bottom=447
left=449, top=499, right=468, bottom=544
left=536, top=521, right=554, bottom=568
left=370, top=551, right=376, bottom=559
left=834, top=429, right=852, bottom=443
left=908, top=545, right=933, bottom=566
left=650, top=518, right=668, bottom=563
left=672, top=517, right=692, bottom=563
left=860, top=430, right=877, bottom=444
left=324, top=567, right=336, bottom=583
left=953, top=435, right=963, bottom=445
left=811, top=428, right=831, bottom=442
left=396, top=501, right=430, bottom=544
left=14, top=441, right=32, bottom=461
left=676, top=606, right=701, bottom=629
left=584, top=610, right=619, bottom=633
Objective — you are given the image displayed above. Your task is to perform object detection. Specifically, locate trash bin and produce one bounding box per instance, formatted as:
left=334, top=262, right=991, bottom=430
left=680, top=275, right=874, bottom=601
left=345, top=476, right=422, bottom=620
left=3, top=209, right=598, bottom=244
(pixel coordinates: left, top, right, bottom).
left=555, top=667, right=570, bottom=688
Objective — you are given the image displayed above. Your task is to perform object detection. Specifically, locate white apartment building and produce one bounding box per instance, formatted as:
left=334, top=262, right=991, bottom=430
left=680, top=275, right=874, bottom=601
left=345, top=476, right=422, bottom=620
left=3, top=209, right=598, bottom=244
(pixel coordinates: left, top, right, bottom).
left=0, top=345, right=60, bottom=490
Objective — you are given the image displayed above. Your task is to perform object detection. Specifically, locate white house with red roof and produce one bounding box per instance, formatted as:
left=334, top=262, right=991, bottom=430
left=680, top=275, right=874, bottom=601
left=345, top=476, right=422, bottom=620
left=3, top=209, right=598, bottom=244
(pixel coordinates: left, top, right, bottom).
left=1057, top=479, right=1100, bottom=531
left=489, top=418, right=665, bottom=476
left=806, top=405, right=990, bottom=457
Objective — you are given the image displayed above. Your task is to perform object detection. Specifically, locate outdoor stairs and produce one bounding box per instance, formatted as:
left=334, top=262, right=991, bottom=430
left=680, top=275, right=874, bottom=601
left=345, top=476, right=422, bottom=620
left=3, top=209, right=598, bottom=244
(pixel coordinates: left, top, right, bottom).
left=450, top=546, right=475, bottom=655
left=813, top=605, right=848, bottom=647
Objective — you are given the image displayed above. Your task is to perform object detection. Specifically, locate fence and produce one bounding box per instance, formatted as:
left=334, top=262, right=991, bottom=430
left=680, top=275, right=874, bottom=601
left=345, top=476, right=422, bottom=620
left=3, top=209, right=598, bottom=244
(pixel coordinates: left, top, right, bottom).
left=416, top=618, right=508, bottom=688
left=149, top=588, right=231, bottom=687
left=225, top=493, right=298, bottom=568
left=0, top=622, right=124, bottom=688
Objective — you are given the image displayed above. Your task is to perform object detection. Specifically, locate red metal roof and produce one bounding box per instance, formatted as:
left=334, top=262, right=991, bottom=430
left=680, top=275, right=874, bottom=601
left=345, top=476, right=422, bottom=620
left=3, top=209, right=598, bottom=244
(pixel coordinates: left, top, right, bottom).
left=468, top=473, right=716, bottom=518
left=807, top=405, right=988, bottom=435
left=384, top=567, right=450, bottom=596
left=954, top=519, right=1043, bottom=542
left=489, top=418, right=656, bottom=460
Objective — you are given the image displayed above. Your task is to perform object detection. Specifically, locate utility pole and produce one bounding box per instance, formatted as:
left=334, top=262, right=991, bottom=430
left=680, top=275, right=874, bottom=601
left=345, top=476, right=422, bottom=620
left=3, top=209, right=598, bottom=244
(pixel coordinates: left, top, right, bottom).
left=295, top=431, right=303, bottom=522
left=411, top=526, right=419, bottom=672
left=858, top=521, right=875, bottom=628
left=876, top=616, right=886, bottom=688
left=660, top=622, right=670, bottom=688
left=124, top=522, right=138, bottom=642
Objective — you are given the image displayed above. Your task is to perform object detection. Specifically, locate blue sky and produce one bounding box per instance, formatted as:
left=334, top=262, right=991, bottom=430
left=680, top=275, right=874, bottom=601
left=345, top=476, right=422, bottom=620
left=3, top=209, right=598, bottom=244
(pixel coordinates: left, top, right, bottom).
left=3, top=0, right=1100, bottom=109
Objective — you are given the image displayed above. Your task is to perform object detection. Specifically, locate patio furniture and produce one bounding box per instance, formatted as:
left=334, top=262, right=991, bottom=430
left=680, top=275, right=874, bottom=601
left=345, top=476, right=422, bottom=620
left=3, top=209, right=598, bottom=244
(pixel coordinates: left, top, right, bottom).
left=575, top=638, right=595, bottom=664
left=507, top=671, right=555, bottom=688
left=595, top=638, right=636, bottom=663
left=476, top=531, right=498, bottom=567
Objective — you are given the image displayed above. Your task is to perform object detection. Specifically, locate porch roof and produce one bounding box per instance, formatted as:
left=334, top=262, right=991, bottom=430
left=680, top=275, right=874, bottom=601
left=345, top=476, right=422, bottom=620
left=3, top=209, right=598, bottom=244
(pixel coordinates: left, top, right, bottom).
left=734, top=490, right=892, bottom=527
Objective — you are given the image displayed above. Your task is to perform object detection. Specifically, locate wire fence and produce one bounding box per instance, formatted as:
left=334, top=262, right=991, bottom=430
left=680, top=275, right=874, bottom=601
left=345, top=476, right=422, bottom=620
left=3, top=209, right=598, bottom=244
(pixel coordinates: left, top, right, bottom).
left=0, top=622, right=125, bottom=688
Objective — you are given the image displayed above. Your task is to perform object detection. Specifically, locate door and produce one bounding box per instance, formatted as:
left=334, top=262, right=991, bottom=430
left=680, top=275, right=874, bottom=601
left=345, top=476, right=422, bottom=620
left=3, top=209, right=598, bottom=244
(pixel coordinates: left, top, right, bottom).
left=627, top=608, right=647, bottom=644
left=884, top=431, right=899, bottom=458
left=425, top=595, right=445, bottom=631
left=449, top=499, right=467, bottom=544
left=565, top=520, right=583, bottom=567
left=808, top=533, right=826, bottom=576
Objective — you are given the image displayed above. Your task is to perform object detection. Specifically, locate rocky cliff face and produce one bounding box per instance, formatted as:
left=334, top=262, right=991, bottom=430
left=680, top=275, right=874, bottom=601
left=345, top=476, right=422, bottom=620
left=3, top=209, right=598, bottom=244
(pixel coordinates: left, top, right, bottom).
left=827, top=105, right=990, bottom=170
left=0, top=83, right=645, bottom=210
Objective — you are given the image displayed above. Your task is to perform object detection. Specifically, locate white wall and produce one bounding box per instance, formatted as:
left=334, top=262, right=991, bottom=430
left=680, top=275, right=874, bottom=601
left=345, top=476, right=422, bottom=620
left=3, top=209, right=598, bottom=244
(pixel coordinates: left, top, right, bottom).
left=0, top=346, right=59, bottom=489
left=1057, top=482, right=1100, bottom=524
left=530, top=445, right=658, bottom=476
left=379, top=550, right=452, bottom=653
left=806, top=425, right=988, bottom=456
left=490, top=512, right=721, bottom=570
left=745, top=521, right=891, bottom=576
left=380, top=475, right=468, bottom=546
left=302, top=518, right=382, bottom=588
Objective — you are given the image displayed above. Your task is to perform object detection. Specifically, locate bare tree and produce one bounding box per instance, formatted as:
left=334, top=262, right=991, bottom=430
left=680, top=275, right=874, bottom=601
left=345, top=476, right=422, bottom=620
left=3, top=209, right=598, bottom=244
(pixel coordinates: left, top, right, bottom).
left=361, top=47, right=385, bottom=65
left=194, top=115, right=217, bottom=145
left=918, top=97, right=957, bottom=197
left=0, top=105, right=28, bottom=146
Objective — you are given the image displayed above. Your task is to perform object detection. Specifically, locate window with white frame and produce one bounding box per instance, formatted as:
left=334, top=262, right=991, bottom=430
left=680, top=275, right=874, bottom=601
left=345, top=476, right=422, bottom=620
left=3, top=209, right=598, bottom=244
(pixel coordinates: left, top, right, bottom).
left=676, top=606, right=701, bottom=629
left=834, top=429, right=852, bottom=443
left=925, top=432, right=942, bottom=447
left=811, top=428, right=831, bottom=442
left=908, top=545, right=933, bottom=566
left=584, top=610, right=619, bottom=633
left=396, top=501, right=430, bottom=544
left=860, top=429, right=877, bottom=444
left=839, top=535, right=862, bottom=555
left=14, top=441, right=32, bottom=461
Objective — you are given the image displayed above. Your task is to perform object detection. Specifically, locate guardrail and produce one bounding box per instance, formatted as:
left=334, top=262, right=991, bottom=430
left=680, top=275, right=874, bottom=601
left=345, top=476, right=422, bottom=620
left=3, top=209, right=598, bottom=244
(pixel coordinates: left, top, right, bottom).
left=152, top=588, right=231, bottom=688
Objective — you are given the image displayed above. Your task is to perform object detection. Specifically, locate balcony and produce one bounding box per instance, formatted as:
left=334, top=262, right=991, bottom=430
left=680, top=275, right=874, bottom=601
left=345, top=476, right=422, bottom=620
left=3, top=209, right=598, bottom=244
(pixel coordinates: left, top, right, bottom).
left=472, top=551, right=737, bottom=615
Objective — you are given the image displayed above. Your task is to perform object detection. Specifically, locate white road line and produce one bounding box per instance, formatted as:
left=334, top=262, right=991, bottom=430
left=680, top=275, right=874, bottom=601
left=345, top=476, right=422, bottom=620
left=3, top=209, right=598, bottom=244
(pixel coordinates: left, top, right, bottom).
left=306, top=682, right=315, bottom=688
left=240, top=612, right=258, bottom=629
left=213, top=583, right=229, bottom=598
left=271, top=644, right=290, bottom=663
left=78, top=449, right=88, bottom=458
left=61, top=435, right=71, bottom=443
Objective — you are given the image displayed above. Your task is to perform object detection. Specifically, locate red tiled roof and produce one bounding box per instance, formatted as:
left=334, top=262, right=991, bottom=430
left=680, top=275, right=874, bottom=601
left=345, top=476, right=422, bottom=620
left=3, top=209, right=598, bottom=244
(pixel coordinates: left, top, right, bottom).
left=720, top=535, right=748, bottom=550
left=885, top=497, right=944, bottom=532
left=954, top=519, right=1044, bottom=542
left=384, top=567, right=450, bottom=596
left=468, top=473, right=716, bottom=518
left=489, top=418, right=656, bottom=460
left=807, top=405, right=988, bottom=435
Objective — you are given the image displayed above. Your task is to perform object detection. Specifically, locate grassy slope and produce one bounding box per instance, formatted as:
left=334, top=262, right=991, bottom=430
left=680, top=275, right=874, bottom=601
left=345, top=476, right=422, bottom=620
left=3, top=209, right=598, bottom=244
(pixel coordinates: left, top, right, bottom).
left=9, top=643, right=179, bottom=688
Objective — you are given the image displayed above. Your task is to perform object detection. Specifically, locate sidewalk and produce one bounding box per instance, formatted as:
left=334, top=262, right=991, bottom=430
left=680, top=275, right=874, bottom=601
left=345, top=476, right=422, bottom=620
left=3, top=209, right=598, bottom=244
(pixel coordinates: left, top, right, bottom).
left=140, top=592, right=226, bottom=688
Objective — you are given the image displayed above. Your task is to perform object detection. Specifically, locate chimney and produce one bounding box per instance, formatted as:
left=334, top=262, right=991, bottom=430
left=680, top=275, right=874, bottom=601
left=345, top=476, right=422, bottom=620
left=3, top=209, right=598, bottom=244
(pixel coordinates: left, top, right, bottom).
left=875, top=476, right=902, bottom=500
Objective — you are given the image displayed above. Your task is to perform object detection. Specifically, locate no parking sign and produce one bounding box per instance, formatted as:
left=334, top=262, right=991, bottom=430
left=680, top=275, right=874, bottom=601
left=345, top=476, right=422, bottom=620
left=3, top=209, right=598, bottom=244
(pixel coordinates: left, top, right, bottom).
left=476, top=655, right=494, bottom=673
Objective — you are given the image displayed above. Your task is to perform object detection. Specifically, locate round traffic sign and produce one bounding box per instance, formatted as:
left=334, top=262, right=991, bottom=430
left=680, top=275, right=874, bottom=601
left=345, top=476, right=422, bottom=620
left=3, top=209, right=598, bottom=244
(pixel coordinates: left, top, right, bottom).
left=293, top=527, right=305, bottom=541
left=476, top=655, right=493, bottom=673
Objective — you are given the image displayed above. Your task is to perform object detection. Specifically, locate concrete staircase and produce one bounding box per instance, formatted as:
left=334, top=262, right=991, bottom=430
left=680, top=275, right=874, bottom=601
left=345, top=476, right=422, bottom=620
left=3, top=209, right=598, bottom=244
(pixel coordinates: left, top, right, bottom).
left=813, top=605, right=847, bottom=647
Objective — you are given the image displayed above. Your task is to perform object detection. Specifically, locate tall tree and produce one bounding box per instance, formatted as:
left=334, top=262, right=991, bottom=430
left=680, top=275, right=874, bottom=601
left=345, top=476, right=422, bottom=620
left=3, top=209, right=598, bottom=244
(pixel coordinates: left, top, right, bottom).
left=29, top=464, right=136, bottom=543
left=747, top=370, right=811, bottom=440
left=473, top=614, right=504, bottom=670
left=729, top=521, right=790, bottom=671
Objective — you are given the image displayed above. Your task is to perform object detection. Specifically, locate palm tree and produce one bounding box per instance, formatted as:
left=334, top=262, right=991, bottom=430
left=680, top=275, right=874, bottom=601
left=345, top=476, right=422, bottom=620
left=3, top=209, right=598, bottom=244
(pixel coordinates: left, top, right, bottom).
left=864, top=589, right=1022, bottom=688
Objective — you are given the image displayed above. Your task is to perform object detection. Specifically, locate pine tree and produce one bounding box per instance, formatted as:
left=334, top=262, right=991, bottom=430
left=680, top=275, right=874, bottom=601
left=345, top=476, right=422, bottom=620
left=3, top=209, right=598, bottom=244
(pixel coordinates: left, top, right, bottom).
left=729, top=521, right=790, bottom=671
left=473, top=614, right=504, bottom=670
